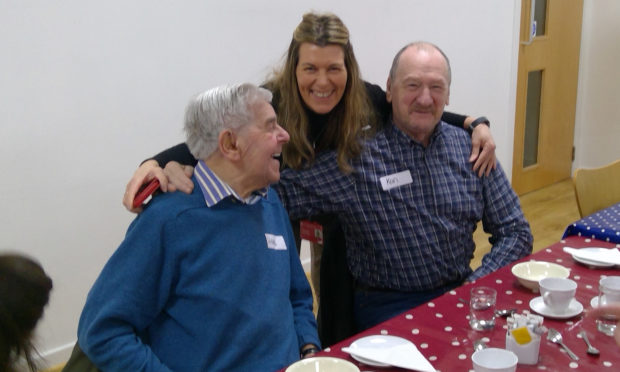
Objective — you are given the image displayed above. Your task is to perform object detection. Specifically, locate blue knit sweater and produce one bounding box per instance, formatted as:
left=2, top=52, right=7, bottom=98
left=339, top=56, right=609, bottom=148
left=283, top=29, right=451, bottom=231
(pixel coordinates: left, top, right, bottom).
left=78, top=179, right=319, bottom=371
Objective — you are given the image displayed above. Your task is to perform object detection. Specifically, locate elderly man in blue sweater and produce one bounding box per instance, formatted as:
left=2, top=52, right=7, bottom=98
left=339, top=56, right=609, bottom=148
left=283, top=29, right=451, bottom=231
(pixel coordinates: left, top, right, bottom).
left=76, top=83, right=320, bottom=371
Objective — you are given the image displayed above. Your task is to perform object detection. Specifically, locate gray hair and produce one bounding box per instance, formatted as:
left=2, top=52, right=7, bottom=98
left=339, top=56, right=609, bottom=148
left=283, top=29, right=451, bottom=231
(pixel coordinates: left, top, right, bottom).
left=388, top=41, right=452, bottom=85
left=184, top=83, right=273, bottom=159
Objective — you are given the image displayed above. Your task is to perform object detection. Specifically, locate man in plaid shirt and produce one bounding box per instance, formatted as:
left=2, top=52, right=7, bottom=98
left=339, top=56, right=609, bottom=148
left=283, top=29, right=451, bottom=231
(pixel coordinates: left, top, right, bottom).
left=276, top=42, right=532, bottom=331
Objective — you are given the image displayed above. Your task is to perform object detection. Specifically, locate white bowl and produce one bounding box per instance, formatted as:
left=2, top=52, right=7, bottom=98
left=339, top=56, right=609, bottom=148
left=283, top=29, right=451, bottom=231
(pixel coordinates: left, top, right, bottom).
left=511, top=261, right=570, bottom=290
left=472, top=348, right=517, bottom=372
left=285, top=357, right=360, bottom=372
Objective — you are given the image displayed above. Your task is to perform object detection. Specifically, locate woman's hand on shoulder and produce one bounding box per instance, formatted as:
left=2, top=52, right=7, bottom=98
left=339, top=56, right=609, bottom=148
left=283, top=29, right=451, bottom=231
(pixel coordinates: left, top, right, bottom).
left=123, top=160, right=194, bottom=213
left=123, top=160, right=169, bottom=213
left=163, top=161, right=194, bottom=194
left=469, top=123, right=497, bottom=177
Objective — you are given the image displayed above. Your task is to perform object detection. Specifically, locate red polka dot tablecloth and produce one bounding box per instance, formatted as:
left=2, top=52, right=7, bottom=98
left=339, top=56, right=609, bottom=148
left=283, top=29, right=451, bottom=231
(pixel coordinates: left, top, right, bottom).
left=564, top=202, right=620, bottom=243
left=308, top=236, right=620, bottom=372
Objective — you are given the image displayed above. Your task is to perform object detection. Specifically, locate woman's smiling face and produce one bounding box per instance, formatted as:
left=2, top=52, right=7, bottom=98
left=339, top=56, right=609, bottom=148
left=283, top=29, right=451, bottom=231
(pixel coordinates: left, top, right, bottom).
left=295, top=42, right=348, bottom=114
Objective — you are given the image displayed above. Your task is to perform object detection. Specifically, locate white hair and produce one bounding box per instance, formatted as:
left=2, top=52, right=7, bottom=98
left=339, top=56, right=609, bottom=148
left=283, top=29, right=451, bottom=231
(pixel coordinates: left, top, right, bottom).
left=184, top=83, right=273, bottom=159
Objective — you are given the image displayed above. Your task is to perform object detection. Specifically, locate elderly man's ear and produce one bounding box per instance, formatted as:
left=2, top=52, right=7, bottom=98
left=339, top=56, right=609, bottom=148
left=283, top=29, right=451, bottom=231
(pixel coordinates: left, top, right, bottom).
left=385, top=77, right=393, bottom=103
left=218, top=129, right=242, bottom=161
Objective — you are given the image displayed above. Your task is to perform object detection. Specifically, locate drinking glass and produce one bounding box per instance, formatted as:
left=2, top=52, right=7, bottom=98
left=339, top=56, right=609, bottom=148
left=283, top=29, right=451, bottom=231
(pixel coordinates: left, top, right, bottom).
left=596, top=276, right=620, bottom=336
left=469, top=286, right=497, bottom=331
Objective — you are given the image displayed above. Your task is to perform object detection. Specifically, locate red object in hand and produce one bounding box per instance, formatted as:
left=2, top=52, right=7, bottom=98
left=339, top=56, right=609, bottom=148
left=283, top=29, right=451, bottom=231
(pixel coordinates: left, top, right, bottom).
left=133, top=179, right=160, bottom=208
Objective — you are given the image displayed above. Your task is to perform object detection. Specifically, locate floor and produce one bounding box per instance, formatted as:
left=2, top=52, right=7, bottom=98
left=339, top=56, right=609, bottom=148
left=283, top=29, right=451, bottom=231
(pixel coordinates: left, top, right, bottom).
left=41, top=179, right=581, bottom=372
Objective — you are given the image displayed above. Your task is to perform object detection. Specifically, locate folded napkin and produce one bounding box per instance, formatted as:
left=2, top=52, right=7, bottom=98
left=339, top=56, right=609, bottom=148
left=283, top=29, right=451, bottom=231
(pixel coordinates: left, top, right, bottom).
left=563, top=247, right=620, bottom=266
left=342, top=339, right=436, bottom=372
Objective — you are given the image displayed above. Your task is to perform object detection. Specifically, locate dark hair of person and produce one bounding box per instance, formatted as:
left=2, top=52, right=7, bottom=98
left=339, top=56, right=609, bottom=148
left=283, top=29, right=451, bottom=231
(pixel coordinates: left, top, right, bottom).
left=0, top=254, right=53, bottom=372
left=264, top=12, right=376, bottom=173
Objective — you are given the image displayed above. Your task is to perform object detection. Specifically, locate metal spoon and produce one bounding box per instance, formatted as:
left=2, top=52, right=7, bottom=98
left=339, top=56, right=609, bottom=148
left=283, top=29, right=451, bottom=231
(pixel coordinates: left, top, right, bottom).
left=547, top=328, right=579, bottom=360
left=578, top=330, right=600, bottom=356
left=494, top=308, right=517, bottom=317
left=473, top=339, right=488, bottom=351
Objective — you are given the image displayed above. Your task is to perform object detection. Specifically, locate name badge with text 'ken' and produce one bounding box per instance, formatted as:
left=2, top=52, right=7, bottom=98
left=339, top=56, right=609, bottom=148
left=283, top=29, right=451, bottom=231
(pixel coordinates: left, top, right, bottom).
left=380, top=170, right=413, bottom=191
left=265, top=233, right=287, bottom=250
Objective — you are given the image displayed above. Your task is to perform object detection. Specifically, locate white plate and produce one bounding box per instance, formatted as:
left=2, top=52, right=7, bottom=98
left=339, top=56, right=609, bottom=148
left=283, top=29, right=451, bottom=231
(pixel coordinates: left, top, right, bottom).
left=350, top=353, right=390, bottom=368
left=571, top=248, right=617, bottom=268
left=347, top=335, right=414, bottom=367
left=529, top=296, right=584, bottom=319
left=344, top=335, right=436, bottom=372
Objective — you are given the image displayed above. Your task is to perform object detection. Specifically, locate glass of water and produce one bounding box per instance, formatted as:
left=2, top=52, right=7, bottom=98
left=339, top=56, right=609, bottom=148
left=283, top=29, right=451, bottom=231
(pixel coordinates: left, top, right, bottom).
left=596, top=276, right=620, bottom=336
left=469, top=286, right=497, bottom=331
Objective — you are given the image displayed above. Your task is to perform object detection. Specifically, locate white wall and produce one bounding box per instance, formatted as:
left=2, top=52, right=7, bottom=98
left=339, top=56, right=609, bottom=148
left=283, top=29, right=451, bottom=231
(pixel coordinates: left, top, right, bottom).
left=573, top=0, right=620, bottom=169
left=1, top=0, right=521, bottom=367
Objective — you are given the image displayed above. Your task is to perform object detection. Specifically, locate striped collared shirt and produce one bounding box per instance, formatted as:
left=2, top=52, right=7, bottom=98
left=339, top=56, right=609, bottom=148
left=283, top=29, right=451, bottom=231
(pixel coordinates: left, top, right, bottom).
left=194, top=160, right=267, bottom=207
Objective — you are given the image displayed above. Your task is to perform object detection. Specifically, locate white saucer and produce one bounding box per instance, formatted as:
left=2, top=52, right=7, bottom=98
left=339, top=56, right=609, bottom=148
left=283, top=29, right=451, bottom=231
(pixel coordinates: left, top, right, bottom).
left=348, top=335, right=413, bottom=367
left=572, top=248, right=617, bottom=268
left=591, top=295, right=617, bottom=308
left=529, top=296, right=584, bottom=319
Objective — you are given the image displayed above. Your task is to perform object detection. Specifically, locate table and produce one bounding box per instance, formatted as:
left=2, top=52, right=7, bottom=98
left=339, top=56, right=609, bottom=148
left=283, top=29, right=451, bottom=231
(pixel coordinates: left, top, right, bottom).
left=311, top=236, right=620, bottom=371
left=563, top=202, right=620, bottom=243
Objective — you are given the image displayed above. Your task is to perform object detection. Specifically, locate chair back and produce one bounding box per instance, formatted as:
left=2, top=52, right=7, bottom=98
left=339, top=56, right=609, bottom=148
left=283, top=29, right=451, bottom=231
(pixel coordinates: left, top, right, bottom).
left=573, top=158, right=620, bottom=217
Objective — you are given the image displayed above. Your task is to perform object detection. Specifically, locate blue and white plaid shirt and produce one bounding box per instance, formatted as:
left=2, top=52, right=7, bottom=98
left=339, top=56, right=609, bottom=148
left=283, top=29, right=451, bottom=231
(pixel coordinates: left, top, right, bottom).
left=276, top=121, right=532, bottom=292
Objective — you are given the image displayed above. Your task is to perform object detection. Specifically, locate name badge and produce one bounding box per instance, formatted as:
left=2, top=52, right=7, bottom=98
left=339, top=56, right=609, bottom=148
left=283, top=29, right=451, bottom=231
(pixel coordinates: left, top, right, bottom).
left=265, top=233, right=287, bottom=250
left=380, top=170, right=413, bottom=191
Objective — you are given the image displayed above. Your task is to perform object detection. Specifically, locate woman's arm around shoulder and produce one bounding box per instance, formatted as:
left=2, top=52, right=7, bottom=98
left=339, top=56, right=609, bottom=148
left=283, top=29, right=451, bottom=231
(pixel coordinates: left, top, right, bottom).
left=443, top=112, right=497, bottom=176
left=122, top=143, right=197, bottom=212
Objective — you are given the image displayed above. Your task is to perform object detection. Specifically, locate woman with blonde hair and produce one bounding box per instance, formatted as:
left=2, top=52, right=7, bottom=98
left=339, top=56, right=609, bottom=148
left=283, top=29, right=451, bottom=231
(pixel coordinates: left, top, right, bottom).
left=122, top=12, right=496, bottom=345
left=265, top=12, right=376, bottom=173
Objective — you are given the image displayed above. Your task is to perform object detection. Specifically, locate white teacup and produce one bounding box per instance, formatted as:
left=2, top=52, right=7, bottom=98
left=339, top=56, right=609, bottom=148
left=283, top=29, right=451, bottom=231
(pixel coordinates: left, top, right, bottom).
left=539, top=277, right=577, bottom=313
left=472, top=348, right=517, bottom=372
left=599, top=276, right=620, bottom=305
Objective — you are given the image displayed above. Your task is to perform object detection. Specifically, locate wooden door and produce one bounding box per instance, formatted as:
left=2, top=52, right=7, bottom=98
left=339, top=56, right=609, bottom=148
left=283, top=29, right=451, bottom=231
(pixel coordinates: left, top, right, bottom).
left=512, top=0, right=583, bottom=195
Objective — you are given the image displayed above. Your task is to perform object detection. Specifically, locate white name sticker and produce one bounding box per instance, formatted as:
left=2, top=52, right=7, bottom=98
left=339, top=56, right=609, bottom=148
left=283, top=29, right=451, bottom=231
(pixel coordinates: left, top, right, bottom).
left=380, top=170, right=413, bottom=191
left=265, top=233, right=287, bottom=250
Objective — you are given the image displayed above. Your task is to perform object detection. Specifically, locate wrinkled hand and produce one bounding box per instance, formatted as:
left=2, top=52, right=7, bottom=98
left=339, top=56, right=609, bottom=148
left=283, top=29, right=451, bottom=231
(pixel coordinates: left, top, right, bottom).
left=123, top=160, right=168, bottom=213
left=163, top=161, right=194, bottom=194
left=469, top=123, right=497, bottom=177
left=587, top=305, right=620, bottom=346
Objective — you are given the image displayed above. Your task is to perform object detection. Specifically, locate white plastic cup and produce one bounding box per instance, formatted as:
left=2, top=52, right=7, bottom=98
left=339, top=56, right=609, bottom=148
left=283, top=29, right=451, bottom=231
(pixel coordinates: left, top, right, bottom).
left=505, top=331, right=540, bottom=365
left=599, top=276, right=620, bottom=304
left=539, top=277, right=576, bottom=313
left=472, top=348, right=518, bottom=372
